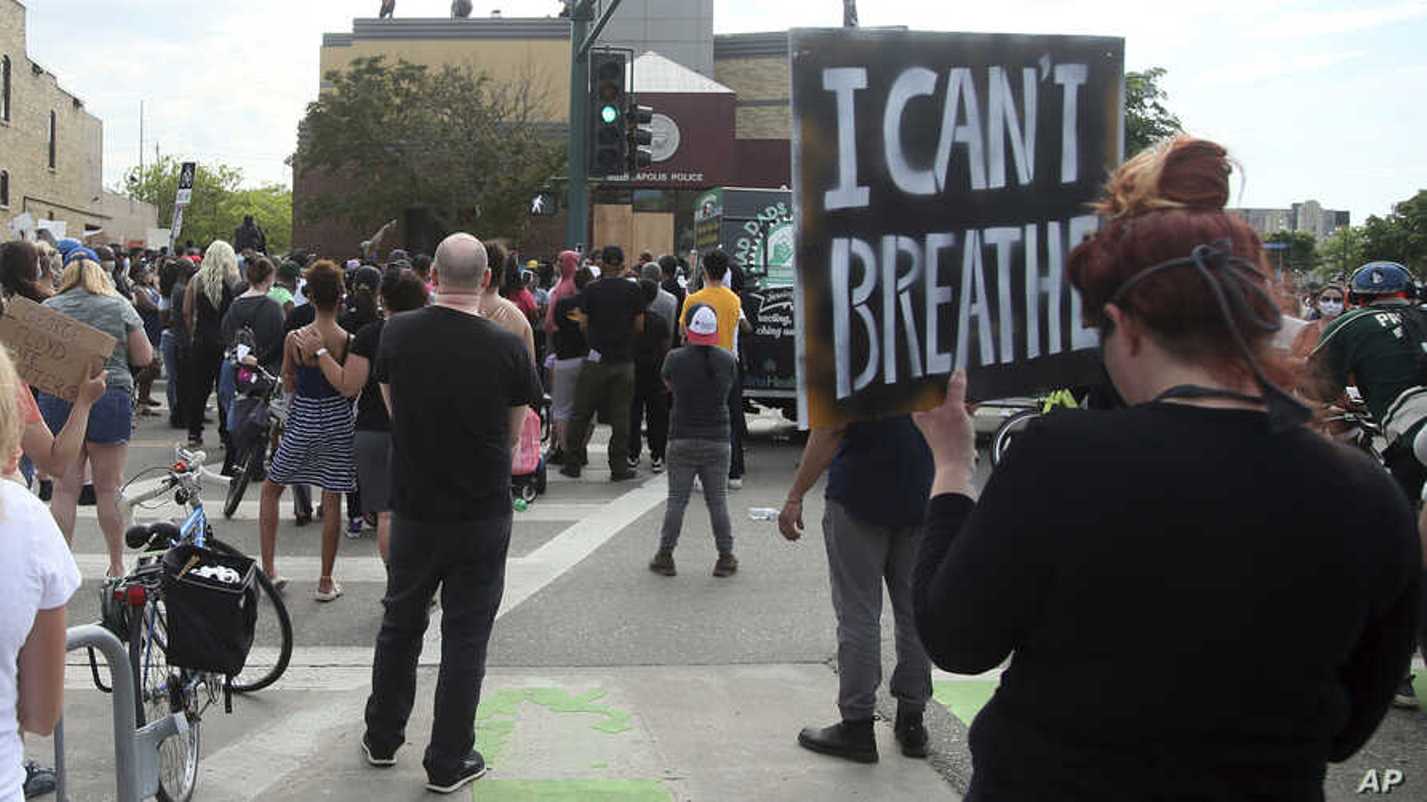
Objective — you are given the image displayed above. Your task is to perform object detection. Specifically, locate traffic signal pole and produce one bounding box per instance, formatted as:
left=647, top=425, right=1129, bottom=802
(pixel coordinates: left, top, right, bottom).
left=565, top=0, right=624, bottom=251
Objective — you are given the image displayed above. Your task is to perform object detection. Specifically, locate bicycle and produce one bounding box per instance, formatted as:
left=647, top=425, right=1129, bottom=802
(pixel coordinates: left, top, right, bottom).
left=223, top=360, right=284, bottom=519
left=988, top=389, right=1083, bottom=468
left=115, top=446, right=293, bottom=694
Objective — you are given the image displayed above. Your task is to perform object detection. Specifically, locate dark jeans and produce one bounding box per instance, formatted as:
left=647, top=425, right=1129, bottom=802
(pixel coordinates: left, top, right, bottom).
left=628, top=377, right=669, bottom=462
left=186, top=341, right=227, bottom=446
left=364, top=513, right=512, bottom=778
left=726, top=364, right=747, bottom=479
left=566, top=360, right=635, bottom=472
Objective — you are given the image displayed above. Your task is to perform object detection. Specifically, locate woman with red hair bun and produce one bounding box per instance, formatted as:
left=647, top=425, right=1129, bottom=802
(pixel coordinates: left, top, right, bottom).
left=911, top=136, right=1420, bottom=800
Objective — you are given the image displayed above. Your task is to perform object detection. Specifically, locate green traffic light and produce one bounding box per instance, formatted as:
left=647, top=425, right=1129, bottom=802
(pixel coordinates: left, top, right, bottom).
left=600, top=105, right=620, bottom=125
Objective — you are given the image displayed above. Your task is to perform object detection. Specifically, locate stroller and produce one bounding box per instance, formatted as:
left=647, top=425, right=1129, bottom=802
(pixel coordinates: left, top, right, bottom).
left=511, top=406, right=547, bottom=504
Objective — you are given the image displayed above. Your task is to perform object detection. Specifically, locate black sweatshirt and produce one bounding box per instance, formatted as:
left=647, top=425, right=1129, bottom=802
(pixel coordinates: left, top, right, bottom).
left=914, top=403, right=1420, bottom=801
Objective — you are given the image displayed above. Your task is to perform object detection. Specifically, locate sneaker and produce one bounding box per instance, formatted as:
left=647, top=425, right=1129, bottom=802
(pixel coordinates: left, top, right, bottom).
left=78, top=484, right=97, bottom=506
left=713, top=552, right=738, bottom=578
left=650, top=457, right=664, bottom=474
left=559, top=463, right=582, bottom=479
left=649, top=550, right=676, bottom=577
left=797, top=720, right=877, bottom=764
left=627, top=456, right=640, bottom=470
left=346, top=518, right=364, bottom=539
left=1394, top=675, right=1418, bottom=709
left=425, top=751, right=488, bottom=794
left=546, top=448, right=565, bottom=466
left=294, top=512, right=312, bottom=527
left=23, top=760, right=56, bottom=798
left=364, top=512, right=378, bottom=531
left=894, top=709, right=930, bottom=758
left=610, top=469, right=638, bottom=482
left=361, top=735, right=397, bottom=768
left=38, top=479, right=53, bottom=502
left=728, top=477, right=744, bottom=490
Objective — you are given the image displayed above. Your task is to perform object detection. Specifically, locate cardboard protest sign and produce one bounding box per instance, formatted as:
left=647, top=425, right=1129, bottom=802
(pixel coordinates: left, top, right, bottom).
left=791, top=29, right=1124, bottom=426
left=0, top=297, right=116, bottom=401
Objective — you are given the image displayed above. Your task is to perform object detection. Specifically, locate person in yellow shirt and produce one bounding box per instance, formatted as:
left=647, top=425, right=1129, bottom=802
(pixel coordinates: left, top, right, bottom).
left=681, top=250, right=750, bottom=488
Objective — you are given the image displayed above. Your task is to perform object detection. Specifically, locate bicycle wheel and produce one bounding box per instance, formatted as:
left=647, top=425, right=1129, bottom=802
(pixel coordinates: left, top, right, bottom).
left=208, top=538, right=293, bottom=693
left=135, top=600, right=201, bottom=802
left=990, top=409, right=1040, bottom=469
left=223, top=439, right=265, bottom=519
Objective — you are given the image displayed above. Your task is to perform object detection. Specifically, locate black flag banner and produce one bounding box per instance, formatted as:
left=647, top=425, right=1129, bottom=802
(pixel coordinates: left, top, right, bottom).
left=791, top=29, right=1125, bottom=426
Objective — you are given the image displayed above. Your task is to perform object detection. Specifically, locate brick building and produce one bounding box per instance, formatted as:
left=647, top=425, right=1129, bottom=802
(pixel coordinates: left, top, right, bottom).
left=0, top=0, right=156, bottom=246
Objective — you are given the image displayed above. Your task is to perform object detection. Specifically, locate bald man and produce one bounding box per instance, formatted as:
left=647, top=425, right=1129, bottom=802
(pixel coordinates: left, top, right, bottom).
left=364, top=233, right=543, bottom=794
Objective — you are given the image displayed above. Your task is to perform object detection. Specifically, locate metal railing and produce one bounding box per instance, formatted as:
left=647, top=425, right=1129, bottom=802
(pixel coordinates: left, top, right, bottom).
left=55, top=624, right=186, bottom=802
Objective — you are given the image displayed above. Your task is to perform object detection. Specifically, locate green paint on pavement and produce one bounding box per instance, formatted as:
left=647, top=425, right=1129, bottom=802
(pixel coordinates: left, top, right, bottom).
left=1414, top=673, right=1427, bottom=710
left=590, top=761, right=609, bottom=769
left=933, top=680, right=998, bottom=726
left=473, top=779, right=671, bottom=801
left=476, top=687, right=635, bottom=765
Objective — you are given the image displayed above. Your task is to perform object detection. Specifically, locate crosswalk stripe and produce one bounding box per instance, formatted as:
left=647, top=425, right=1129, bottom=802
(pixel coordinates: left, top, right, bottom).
left=92, top=500, right=608, bottom=525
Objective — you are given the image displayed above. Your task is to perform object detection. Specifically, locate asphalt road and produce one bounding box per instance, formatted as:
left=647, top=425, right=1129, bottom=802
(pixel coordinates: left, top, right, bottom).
left=26, top=386, right=1427, bottom=801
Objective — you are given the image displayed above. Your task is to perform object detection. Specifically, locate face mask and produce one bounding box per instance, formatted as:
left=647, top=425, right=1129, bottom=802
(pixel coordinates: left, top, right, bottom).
left=1318, top=300, right=1343, bottom=318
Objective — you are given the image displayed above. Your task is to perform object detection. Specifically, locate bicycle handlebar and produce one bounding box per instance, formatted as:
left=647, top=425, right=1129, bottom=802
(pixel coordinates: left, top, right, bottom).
left=118, top=447, right=231, bottom=528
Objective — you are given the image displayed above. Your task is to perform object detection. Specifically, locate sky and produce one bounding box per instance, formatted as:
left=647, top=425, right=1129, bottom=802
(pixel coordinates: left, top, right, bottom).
left=19, top=0, right=1427, bottom=223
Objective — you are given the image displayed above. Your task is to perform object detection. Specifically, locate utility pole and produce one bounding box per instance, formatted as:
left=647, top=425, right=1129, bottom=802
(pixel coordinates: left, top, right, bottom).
left=564, top=0, right=624, bottom=251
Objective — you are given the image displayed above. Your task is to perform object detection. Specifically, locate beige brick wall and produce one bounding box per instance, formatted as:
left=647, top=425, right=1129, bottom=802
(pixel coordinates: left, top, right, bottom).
left=714, top=55, right=790, bottom=140
left=1, top=0, right=110, bottom=237
left=320, top=39, right=570, bottom=123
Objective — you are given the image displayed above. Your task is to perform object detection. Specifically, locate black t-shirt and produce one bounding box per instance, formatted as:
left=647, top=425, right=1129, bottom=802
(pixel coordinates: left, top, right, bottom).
left=374, top=306, right=543, bottom=522
left=913, top=404, right=1420, bottom=800
left=350, top=320, right=389, bottom=432
left=285, top=302, right=316, bottom=333
left=578, top=277, right=644, bottom=363
left=826, top=416, right=933, bottom=529
left=553, top=293, right=588, bottom=360
left=221, top=295, right=286, bottom=374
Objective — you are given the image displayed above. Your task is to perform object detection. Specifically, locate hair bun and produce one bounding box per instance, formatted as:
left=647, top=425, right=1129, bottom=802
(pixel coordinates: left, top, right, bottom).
left=1096, top=135, right=1231, bottom=219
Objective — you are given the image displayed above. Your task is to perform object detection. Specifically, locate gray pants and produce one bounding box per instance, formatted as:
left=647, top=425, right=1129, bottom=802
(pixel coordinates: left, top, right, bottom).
left=822, top=499, right=932, bottom=722
left=659, top=439, right=733, bottom=554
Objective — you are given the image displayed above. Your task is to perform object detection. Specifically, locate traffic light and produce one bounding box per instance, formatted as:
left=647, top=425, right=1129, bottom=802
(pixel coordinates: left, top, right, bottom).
left=627, top=104, right=654, bottom=174
left=590, top=52, right=628, bottom=177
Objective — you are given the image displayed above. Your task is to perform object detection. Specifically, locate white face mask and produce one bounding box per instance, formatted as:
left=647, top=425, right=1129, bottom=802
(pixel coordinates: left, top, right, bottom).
left=1318, top=299, right=1344, bottom=318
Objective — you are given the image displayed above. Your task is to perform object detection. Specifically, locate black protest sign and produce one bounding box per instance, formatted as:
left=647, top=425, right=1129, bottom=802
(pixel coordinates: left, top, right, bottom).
left=791, top=29, right=1123, bottom=426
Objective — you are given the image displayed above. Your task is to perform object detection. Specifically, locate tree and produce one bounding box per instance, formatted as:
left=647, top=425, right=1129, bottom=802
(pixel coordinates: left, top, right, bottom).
left=1362, top=190, right=1427, bottom=274
left=119, top=155, right=293, bottom=253
left=1265, top=230, right=1317, bottom=276
left=294, top=57, right=562, bottom=247
left=1316, top=225, right=1364, bottom=280
left=1125, top=68, right=1184, bottom=157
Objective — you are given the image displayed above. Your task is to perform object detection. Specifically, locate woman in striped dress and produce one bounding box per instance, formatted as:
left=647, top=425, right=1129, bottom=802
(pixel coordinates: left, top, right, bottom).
left=258, top=260, right=357, bottom=602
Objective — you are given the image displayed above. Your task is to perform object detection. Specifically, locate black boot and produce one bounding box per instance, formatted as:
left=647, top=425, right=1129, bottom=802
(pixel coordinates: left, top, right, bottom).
left=797, top=719, right=877, bottom=763
left=894, top=708, right=929, bottom=758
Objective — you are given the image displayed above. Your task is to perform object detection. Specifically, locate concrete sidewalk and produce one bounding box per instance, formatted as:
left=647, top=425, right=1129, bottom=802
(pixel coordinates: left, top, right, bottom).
left=37, top=664, right=959, bottom=801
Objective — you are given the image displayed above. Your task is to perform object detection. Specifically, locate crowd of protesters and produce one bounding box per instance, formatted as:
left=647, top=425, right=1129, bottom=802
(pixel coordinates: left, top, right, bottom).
left=4, top=133, right=1427, bottom=800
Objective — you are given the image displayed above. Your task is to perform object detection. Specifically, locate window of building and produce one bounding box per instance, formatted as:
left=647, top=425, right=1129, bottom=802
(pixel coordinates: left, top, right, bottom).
left=0, top=170, right=9, bottom=209
left=1, top=56, right=11, bottom=122
left=48, top=111, right=56, bottom=169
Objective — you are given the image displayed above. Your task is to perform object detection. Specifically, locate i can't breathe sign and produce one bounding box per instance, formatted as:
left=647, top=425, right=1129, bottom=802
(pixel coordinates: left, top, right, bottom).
left=791, top=29, right=1125, bottom=427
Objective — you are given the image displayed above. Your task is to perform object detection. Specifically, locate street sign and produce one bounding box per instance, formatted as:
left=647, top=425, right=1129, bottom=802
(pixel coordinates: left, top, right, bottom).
left=176, top=161, right=196, bottom=207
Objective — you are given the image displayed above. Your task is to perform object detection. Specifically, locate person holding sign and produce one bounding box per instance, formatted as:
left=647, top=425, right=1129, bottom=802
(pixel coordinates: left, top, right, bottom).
left=37, top=248, right=153, bottom=579
left=911, top=138, right=1418, bottom=800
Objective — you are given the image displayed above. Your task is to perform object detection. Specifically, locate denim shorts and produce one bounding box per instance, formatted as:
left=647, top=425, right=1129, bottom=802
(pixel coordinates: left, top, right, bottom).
left=38, top=387, right=134, bottom=445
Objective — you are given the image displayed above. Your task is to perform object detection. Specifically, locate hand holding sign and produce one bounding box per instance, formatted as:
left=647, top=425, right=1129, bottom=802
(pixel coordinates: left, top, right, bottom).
left=76, top=361, right=108, bottom=407
left=912, top=370, right=978, bottom=496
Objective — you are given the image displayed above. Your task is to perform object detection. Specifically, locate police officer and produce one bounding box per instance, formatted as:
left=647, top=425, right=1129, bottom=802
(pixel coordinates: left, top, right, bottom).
left=1311, top=260, right=1427, bottom=709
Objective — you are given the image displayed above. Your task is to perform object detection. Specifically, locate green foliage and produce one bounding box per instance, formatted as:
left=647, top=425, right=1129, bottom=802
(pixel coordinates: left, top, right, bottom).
left=294, top=56, right=562, bottom=245
left=119, top=156, right=292, bottom=253
left=1265, top=230, right=1317, bottom=275
left=1125, top=68, right=1184, bottom=157
left=1315, top=226, right=1365, bottom=281
left=1359, top=190, right=1427, bottom=275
